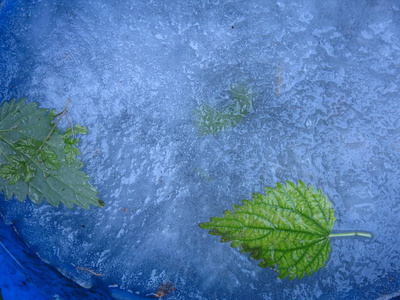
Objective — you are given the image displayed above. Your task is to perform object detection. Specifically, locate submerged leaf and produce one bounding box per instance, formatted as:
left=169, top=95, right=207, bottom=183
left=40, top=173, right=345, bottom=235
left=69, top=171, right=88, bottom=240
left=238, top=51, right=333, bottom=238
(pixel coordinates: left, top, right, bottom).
left=0, top=98, right=104, bottom=209
left=194, top=84, right=253, bottom=135
left=199, top=180, right=336, bottom=280
left=0, top=164, right=21, bottom=184
left=61, top=123, right=88, bottom=164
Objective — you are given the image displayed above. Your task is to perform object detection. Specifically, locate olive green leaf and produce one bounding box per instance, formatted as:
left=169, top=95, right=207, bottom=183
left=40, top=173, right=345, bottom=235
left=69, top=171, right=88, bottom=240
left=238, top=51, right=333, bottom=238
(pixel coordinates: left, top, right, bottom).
left=194, top=84, right=253, bottom=135
left=62, top=124, right=88, bottom=164
left=0, top=98, right=104, bottom=209
left=199, top=180, right=372, bottom=280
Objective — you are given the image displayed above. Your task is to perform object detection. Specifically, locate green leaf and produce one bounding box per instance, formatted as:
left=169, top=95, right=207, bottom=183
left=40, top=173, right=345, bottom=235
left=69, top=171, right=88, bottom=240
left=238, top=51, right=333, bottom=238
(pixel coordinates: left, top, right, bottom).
left=194, top=84, right=253, bottom=136
left=37, top=147, right=61, bottom=170
left=73, top=124, right=88, bottom=135
left=0, top=98, right=104, bottom=209
left=61, top=124, right=88, bottom=164
left=0, top=164, right=21, bottom=184
left=200, top=180, right=353, bottom=280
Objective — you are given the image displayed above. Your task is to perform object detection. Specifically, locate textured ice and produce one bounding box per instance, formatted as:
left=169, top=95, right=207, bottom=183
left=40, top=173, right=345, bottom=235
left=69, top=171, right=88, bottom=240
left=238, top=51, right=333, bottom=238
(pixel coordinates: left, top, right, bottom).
left=0, top=1, right=400, bottom=299
left=0, top=220, right=110, bottom=299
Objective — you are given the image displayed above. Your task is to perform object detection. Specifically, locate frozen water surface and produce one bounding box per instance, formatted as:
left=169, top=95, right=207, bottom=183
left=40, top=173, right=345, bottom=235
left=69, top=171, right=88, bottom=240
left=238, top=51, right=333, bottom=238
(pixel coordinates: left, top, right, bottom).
left=1, top=0, right=400, bottom=299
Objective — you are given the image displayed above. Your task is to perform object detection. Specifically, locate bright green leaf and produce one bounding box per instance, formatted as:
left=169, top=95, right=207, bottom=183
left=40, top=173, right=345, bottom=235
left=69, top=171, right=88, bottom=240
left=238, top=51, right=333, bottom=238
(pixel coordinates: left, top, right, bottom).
left=199, top=180, right=371, bottom=280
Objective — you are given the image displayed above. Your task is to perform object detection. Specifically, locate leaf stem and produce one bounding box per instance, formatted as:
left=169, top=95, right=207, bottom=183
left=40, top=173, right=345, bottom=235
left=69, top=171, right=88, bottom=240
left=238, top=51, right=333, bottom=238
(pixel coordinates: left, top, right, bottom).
left=329, top=232, right=372, bottom=238
left=38, top=98, right=70, bottom=152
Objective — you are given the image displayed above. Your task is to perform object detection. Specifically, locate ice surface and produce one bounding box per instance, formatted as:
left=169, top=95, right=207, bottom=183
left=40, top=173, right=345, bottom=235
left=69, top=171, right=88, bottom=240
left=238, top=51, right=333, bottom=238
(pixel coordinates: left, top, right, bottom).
left=1, top=0, right=400, bottom=299
left=0, top=216, right=110, bottom=299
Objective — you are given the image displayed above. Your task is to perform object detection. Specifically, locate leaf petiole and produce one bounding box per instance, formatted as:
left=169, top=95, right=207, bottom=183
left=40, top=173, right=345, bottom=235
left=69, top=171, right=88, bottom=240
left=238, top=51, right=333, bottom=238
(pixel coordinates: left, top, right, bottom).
left=38, top=98, right=70, bottom=152
left=329, top=232, right=372, bottom=238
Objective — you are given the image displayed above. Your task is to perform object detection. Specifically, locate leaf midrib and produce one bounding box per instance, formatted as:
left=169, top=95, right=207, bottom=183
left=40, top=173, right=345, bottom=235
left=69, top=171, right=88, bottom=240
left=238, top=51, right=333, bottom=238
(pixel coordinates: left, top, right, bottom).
left=236, top=203, right=330, bottom=234
left=214, top=217, right=329, bottom=240
left=268, top=189, right=329, bottom=233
